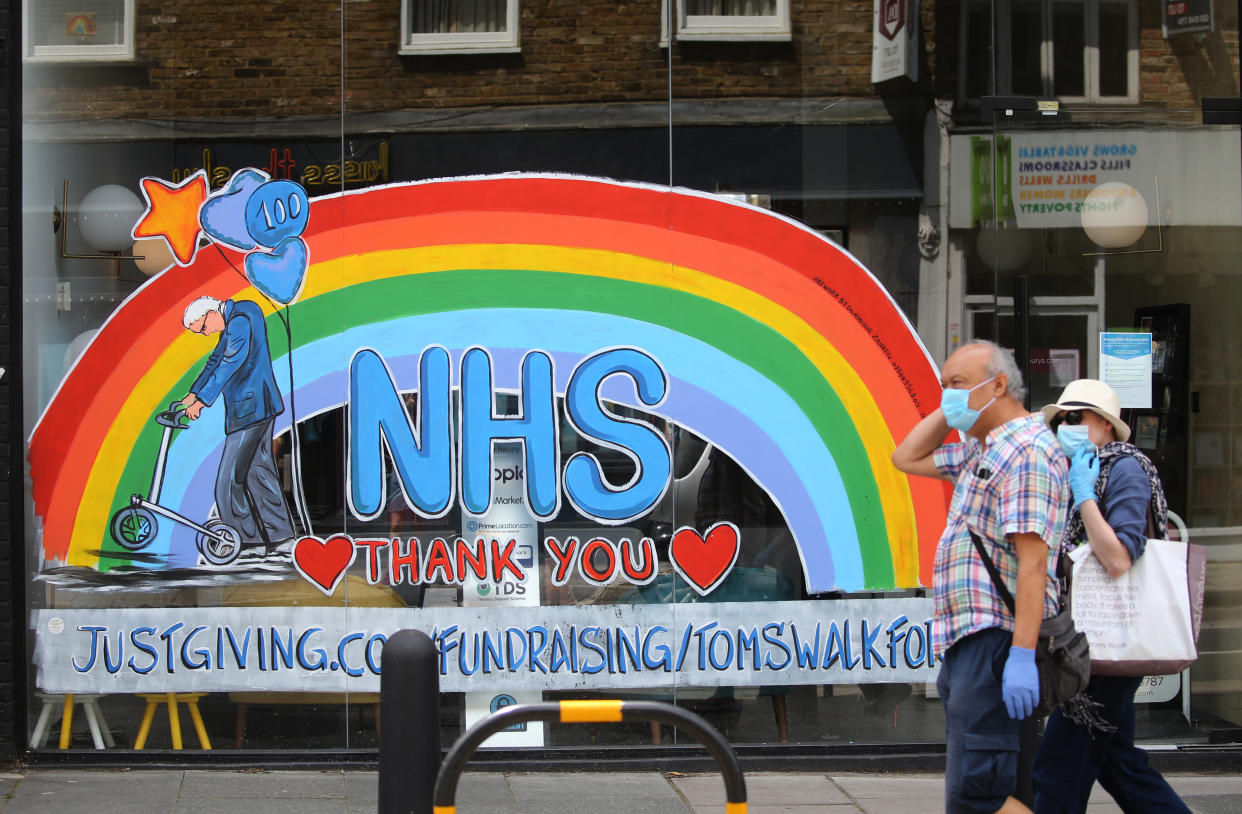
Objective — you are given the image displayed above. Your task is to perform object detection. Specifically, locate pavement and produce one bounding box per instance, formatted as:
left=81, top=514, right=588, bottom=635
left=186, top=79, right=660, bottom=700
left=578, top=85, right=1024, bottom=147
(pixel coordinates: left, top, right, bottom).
left=1, top=769, right=1241, bottom=813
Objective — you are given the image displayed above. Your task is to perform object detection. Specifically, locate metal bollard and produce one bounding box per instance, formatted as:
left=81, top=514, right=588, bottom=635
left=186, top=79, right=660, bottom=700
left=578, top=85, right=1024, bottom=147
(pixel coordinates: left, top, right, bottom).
left=379, top=629, right=441, bottom=814
left=433, top=700, right=748, bottom=814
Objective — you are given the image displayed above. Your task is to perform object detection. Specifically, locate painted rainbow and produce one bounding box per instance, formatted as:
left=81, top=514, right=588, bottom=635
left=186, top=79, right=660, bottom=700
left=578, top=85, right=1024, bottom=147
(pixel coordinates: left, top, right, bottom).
left=29, top=175, right=949, bottom=592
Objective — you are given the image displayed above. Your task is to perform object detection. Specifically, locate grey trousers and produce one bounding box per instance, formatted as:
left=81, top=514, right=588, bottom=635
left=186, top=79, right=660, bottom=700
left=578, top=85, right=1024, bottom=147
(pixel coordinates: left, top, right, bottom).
left=215, top=417, right=296, bottom=545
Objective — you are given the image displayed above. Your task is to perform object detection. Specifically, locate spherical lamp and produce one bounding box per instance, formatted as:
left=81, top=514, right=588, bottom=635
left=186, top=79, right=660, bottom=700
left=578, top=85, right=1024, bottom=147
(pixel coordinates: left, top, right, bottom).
left=976, top=225, right=1036, bottom=273
left=77, top=184, right=144, bottom=253
left=132, top=237, right=175, bottom=276
left=1081, top=182, right=1148, bottom=249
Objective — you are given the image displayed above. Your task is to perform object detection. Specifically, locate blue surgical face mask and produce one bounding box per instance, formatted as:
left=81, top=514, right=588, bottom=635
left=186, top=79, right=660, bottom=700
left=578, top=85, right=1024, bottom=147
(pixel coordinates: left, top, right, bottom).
left=1057, top=425, right=1093, bottom=458
left=941, top=375, right=998, bottom=432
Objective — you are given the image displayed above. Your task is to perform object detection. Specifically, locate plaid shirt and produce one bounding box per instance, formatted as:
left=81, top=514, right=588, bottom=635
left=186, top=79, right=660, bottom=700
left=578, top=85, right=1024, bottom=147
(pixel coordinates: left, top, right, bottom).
left=931, top=413, right=1069, bottom=655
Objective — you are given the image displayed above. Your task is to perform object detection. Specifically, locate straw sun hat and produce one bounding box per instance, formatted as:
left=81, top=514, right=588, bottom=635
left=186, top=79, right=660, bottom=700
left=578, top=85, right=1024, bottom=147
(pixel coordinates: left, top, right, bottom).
left=1039, top=378, right=1131, bottom=443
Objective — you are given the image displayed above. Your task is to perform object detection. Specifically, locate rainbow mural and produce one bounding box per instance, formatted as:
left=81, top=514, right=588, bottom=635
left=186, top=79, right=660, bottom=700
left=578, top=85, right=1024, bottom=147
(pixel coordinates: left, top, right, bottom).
left=29, top=175, right=950, bottom=593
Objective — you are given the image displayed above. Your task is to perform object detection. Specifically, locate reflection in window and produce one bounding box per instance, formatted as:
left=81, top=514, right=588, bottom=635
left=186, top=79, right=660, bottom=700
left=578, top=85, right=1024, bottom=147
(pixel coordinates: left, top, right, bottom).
left=685, top=0, right=777, bottom=15
left=1011, top=1, right=1045, bottom=97
left=411, top=0, right=508, bottom=33
left=24, top=0, right=135, bottom=62
left=401, top=0, right=519, bottom=54
left=672, top=0, right=791, bottom=41
left=1051, top=2, right=1086, bottom=97
left=959, top=0, right=1136, bottom=102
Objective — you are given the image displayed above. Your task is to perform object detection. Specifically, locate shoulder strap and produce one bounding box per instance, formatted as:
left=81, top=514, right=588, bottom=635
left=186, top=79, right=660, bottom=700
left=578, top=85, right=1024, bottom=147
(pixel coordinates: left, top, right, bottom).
left=969, top=529, right=1016, bottom=614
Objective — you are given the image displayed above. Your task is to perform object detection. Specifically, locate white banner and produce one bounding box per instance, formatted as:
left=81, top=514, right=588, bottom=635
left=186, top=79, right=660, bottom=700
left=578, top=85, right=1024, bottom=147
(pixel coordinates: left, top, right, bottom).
left=33, top=598, right=937, bottom=694
left=871, top=0, right=918, bottom=83
left=950, top=130, right=1242, bottom=229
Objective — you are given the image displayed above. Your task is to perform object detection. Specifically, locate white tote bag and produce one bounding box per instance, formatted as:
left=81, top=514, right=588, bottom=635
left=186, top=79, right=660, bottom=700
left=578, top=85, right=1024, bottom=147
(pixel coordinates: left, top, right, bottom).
left=1068, top=539, right=1206, bottom=676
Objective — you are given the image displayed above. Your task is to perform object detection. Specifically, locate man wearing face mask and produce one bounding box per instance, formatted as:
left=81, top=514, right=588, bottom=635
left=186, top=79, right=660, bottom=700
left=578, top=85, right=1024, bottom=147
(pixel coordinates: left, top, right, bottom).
left=1030, top=379, right=1189, bottom=814
left=893, top=340, right=1068, bottom=814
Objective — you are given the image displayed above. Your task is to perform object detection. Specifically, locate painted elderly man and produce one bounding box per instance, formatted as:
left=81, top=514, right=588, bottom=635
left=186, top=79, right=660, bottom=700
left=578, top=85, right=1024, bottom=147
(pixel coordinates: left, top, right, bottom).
left=181, top=295, right=295, bottom=558
left=892, top=340, right=1069, bottom=814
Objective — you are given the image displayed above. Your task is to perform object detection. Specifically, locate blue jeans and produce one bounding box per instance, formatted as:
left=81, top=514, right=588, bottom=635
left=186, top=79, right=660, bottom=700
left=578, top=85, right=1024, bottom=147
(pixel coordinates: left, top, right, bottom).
left=1032, top=675, right=1191, bottom=814
left=938, top=627, right=1023, bottom=814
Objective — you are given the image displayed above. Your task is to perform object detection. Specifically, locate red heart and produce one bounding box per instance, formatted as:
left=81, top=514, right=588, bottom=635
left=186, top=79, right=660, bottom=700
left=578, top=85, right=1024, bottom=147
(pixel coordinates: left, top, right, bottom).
left=293, top=535, right=357, bottom=596
left=669, top=523, right=740, bottom=596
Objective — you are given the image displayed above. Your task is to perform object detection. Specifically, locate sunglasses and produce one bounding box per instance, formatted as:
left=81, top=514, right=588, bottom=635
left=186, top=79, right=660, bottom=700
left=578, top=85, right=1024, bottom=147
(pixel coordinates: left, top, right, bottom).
left=1049, top=410, right=1085, bottom=431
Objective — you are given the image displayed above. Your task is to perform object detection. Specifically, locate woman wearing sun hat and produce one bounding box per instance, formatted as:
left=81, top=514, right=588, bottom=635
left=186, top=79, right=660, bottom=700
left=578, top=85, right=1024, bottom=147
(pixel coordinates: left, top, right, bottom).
left=1030, top=379, right=1189, bottom=814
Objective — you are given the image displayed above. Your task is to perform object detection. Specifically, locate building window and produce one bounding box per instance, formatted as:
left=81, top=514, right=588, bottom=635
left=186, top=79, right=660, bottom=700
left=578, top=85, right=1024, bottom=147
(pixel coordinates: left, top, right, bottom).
left=671, top=0, right=792, bottom=42
left=22, top=0, right=135, bottom=63
left=400, top=0, right=520, bottom=55
left=959, top=0, right=1137, bottom=103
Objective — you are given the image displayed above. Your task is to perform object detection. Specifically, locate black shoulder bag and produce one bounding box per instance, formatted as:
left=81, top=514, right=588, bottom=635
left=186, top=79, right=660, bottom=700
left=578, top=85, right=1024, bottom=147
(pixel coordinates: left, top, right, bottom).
left=969, top=529, right=1091, bottom=716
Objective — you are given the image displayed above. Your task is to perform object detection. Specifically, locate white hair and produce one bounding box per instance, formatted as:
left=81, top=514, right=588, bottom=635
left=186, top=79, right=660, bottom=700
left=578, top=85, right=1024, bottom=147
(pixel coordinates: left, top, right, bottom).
left=183, top=296, right=223, bottom=328
left=968, top=339, right=1028, bottom=403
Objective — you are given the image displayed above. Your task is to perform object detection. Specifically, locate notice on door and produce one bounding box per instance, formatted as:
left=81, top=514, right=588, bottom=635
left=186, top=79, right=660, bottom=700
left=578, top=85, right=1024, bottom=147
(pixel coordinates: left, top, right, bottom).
left=1100, top=333, right=1153, bottom=409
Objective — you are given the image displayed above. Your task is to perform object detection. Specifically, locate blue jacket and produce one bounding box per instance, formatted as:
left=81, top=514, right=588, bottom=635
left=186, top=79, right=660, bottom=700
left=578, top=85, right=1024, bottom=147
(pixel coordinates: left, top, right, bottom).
left=190, top=299, right=284, bottom=434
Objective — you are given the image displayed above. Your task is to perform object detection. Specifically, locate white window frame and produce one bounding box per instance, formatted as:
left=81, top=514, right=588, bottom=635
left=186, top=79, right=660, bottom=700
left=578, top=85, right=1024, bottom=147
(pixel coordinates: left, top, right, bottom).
left=400, top=0, right=520, bottom=55
left=662, top=0, right=792, bottom=43
left=958, top=0, right=1138, bottom=104
left=22, top=0, right=136, bottom=63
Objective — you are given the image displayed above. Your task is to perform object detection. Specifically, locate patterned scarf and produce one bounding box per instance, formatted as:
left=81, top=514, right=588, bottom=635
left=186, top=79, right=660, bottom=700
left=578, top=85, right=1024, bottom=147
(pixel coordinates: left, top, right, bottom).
left=1060, top=441, right=1168, bottom=553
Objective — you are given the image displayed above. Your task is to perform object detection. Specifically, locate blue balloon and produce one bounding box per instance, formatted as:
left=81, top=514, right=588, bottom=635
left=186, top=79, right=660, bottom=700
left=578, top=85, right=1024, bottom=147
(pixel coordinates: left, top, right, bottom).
left=244, top=236, right=308, bottom=305
left=245, top=180, right=309, bottom=248
left=200, top=169, right=267, bottom=251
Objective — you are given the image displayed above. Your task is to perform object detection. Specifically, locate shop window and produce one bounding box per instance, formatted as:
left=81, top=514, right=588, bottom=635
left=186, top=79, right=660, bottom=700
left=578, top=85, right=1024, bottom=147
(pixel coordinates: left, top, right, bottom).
left=959, top=0, right=1137, bottom=103
left=665, top=0, right=792, bottom=42
left=22, top=0, right=135, bottom=63
left=400, top=0, right=520, bottom=55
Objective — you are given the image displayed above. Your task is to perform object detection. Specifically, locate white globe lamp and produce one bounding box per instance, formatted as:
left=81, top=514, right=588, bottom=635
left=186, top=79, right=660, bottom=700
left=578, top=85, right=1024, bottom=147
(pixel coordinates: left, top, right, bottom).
left=1081, top=182, right=1148, bottom=249
left=132, top=237, right=175, bottom=276
left=976, top=225, right=1035, bottom=273
left=77, top=184, right=144, bottom=253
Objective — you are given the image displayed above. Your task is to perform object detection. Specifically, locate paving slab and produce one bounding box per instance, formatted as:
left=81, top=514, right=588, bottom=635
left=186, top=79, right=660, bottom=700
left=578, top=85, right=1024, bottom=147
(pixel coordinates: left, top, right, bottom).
left=506, top=772, right=690, bottom=813
left=175, top=797, right=346, bottom=814
left=342, top=771, right=377, bottom=804
left=453, top=772, right=520, bottom=808
left=673, top=773, right=851, bottom=807
left=2, top=770, right=184, bottom=814
left=180, top=769, right=346, bottom=799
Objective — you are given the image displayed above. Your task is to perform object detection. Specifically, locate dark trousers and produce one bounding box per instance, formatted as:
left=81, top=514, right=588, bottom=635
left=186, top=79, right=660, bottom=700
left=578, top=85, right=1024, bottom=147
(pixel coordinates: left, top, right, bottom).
left=216, top=417, right=295, bottom=545
left=938, top=628, right=1024, bottom=814
left=1032, top=675, right=1191, bottom=814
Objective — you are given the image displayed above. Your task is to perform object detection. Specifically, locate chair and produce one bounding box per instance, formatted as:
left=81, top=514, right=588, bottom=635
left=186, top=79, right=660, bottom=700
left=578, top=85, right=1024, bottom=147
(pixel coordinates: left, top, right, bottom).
left=30, top=692, right=114, bottom=750
left=134, top=692, right=211, bottom=750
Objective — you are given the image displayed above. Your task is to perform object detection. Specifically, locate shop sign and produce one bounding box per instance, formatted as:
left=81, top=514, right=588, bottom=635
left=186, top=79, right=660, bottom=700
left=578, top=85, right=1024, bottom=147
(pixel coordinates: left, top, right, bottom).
left=1162, top=0, right=1212, bottom=38
left=871, top=0, right=918, bottom=83
left=32, top=599, right=936, bottom=694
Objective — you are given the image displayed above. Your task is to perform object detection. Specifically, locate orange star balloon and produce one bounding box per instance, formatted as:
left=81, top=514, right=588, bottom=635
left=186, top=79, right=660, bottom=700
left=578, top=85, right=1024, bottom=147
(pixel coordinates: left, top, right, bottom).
left=132, top=170, right=209, bottom=266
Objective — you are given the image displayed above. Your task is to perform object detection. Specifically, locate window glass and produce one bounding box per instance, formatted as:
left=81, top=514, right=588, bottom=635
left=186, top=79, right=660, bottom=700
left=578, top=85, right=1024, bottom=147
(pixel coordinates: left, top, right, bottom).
left=410, top=0, right=508, bottom=33
left=28, top=0, right=127, bottom=48
left=965, top=2, right=994, bottom=98
left=1097, top=2, right=1130, bottom=97
left=17, top=0, right=1242, bottom=759
left=1011, top=1, right=1046, bottom=96
left=685, top=0, right=777, bottom=14
left=1052, top=1, right=1086, bottom=96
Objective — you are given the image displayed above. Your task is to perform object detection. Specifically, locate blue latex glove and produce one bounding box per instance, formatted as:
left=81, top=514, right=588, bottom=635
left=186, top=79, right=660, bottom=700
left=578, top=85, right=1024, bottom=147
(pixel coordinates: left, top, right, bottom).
left=1069, top=446, right=1100, bottom=508
left=1002, top=645, right=1039, bottom=720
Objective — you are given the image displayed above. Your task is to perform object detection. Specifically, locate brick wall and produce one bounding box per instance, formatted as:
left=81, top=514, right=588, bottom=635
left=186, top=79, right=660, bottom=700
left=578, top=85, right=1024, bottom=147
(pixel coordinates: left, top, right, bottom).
left=1138, top=0, right=1241, bottom=107
left=24, top=0, right=935, bottom=125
